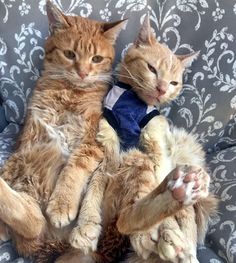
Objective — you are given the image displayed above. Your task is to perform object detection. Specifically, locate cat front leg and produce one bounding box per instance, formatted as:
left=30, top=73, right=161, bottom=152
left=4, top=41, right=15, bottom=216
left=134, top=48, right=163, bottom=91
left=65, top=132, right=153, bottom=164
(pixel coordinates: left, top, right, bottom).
left=70, top=120, right=121, bottom=253
left=69, top=165, right=108, bottom=254
left=46, top=143, right=104, bottom=228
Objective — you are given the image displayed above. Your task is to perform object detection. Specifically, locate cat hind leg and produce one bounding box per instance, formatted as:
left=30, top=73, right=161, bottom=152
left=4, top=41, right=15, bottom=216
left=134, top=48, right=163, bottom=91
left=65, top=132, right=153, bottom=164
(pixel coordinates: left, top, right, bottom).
left=117, top=164, right=209, bottom=235
left=0, top=178, right=46, bottom=239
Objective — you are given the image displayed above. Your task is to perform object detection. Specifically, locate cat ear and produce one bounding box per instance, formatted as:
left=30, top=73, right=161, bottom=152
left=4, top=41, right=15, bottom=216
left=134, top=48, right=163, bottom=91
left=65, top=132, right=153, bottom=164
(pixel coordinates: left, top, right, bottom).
left=177, top=51, right=200, bottom=68
left=46, top=0, right=70, bottom=34
left=103, top=19, right=128, bottom=44
left=135, top=13, right=155, bottom=46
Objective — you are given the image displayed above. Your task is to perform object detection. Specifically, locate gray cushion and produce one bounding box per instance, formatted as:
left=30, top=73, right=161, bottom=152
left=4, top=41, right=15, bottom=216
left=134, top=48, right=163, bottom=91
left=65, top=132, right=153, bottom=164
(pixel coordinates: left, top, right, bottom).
left=206, top=146, right=236, bottom=263
left=0, top=242, right=31, bottom=263
left=198, top=245, right=227, bottom=263
left=0, top=107, right=8, bottom=133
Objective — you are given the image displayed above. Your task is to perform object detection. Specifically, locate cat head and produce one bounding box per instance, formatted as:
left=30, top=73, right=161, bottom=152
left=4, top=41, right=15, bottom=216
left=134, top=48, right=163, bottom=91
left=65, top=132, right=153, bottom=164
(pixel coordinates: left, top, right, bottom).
left=44, top=0, right=127, bottom=88
left=119, top=14, right=199, bottom=106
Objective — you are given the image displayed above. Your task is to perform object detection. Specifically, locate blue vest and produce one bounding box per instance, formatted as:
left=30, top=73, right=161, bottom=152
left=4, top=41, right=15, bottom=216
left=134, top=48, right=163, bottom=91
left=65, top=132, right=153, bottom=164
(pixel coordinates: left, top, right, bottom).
left=103, top=82, right=160, bottom=151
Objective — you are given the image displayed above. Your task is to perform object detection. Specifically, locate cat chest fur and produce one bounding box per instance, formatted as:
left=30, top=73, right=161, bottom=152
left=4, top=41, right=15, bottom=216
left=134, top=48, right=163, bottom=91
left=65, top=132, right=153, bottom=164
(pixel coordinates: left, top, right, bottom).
left=30, top=88, right=104, bottom=156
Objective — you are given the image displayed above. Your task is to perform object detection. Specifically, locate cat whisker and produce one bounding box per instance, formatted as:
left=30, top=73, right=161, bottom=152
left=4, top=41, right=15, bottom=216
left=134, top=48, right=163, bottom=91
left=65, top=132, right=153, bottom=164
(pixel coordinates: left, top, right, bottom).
left=46, top=69, right=114, bottom=87
left=113, top=73, right=151, bottom=88
left=119, top=65, right=156, bottom=92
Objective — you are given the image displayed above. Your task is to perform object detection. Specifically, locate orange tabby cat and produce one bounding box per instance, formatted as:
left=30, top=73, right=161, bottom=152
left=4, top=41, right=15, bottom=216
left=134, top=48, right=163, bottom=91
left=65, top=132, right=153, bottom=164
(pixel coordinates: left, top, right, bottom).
left=0, top=0, right=126, bottom=260
left=64, top=15, right=218, bottom=263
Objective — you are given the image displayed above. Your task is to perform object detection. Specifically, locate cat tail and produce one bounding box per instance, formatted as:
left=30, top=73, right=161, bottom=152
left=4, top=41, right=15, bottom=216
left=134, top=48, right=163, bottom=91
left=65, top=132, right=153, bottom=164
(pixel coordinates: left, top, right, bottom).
left=194, top=193, right=219, bottom=244
left=34, top=240, right=70, bottom=263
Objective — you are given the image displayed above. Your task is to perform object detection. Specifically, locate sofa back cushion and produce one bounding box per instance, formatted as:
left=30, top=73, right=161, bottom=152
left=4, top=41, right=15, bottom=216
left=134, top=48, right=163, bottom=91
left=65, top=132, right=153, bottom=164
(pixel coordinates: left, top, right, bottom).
left=0, top=0, right=235, bottom=154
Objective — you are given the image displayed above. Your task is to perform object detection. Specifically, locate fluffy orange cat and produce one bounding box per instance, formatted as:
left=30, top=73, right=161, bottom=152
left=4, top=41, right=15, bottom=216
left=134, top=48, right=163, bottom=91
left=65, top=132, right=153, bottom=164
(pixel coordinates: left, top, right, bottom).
left=64, top=15, right=218, bottom=263
left=0, top=1, right=126, bottom=261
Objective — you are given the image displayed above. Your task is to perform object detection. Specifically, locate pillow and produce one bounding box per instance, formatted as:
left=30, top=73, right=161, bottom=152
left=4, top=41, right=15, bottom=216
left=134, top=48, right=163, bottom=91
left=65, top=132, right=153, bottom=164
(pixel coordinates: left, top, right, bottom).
left=206, top=146, right=236, bottom=263
left=0, top=106, right=8, bottom=133
left=0, top=1, right=235, bottom=262
left=1, top=0, right=235, bottom=154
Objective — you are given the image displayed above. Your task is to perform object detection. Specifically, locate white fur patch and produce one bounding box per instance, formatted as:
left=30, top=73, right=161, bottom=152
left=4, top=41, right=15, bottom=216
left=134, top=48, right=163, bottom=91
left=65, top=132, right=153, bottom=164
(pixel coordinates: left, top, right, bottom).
left=184, top=181, right=196, bottom=205
left=167, top=172, right=196, bottom=205
left=168, top=84, right=175, bottom=94
left=36, top=116, right=70, bottom=157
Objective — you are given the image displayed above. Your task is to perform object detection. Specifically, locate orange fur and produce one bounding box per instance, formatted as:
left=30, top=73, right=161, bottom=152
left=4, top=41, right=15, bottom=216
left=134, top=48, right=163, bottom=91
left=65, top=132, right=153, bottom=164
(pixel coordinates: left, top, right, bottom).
left=70, top=15, right=218, bottom=263
left=0, top=0, right=126, bottom=260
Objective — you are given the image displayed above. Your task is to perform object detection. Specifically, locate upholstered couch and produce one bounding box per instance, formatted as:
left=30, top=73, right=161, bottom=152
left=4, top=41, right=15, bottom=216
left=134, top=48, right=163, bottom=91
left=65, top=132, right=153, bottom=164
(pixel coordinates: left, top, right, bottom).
left=0, top=0, right=235, bottom=262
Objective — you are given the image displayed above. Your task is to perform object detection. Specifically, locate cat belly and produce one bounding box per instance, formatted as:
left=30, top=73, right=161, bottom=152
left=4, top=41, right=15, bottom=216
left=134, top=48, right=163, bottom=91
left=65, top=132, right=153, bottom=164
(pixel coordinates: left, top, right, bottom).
left=39, top=117, right=85, bottom=157
left=9, top=119, right=85, bottom=204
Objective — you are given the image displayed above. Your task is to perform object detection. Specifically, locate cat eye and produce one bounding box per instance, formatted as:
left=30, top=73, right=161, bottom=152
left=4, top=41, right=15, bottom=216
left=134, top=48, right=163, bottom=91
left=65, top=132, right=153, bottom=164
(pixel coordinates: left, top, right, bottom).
left=92, top=55, right=104, bottom=63
left=63, top=50, right=76, bottom=60
left=147, top=63, right=157, bottom=75
left=170, top=81, right=178, bottom=86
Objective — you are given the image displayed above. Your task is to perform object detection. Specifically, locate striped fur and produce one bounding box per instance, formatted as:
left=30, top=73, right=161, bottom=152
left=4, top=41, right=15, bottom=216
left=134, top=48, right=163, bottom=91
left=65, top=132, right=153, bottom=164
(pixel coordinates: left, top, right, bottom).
left=0, top=0, right=126, bottom=260
left=68, top=15, right=218, bottom=263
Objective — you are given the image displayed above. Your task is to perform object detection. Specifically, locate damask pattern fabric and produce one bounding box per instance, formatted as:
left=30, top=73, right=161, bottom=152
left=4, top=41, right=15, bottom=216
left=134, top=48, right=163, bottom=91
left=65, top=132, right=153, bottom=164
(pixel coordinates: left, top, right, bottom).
left=0, top=0, right=235, bottom=262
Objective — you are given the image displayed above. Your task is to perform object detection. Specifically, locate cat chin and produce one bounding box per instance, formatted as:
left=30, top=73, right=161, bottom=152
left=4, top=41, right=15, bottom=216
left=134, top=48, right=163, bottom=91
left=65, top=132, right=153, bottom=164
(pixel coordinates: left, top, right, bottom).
left=67, top=79, right=94, bottom=88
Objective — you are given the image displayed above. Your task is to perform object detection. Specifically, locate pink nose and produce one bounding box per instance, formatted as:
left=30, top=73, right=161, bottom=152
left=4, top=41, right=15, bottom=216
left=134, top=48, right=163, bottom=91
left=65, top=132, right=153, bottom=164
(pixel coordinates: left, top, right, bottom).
left=78, top=71, right=88, bottom=79
left=156, top=85, right=167, bottom=96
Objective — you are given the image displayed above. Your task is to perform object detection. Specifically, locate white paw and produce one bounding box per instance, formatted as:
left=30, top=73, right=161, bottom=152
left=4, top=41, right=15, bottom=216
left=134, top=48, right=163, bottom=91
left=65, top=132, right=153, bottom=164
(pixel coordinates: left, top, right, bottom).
left=157, top=227, right=188, bottom=262
left=130, top=227, right=159, bottom=260
left=69, top=223, right=101, bottom=254
left=167, top=165, right=209, bottom=205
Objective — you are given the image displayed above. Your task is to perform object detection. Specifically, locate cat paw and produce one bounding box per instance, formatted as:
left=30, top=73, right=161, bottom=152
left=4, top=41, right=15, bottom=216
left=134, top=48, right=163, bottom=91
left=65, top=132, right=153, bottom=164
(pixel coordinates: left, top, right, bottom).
left=130, top=229, right=159, bottom=260
left=167, top=165, right=209, bottom=205
left=157, top=227, right=188, bottom=262
left=46, top=194, right=78, bottom=228
left=69, top=222, right=101, bottom=254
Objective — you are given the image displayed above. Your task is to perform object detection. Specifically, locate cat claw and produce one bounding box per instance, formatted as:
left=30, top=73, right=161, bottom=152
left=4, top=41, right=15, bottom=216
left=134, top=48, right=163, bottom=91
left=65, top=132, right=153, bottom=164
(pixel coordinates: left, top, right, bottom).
left=167, top=165, right=209, bottom=205
left=69, top=223, right=101, bottom=254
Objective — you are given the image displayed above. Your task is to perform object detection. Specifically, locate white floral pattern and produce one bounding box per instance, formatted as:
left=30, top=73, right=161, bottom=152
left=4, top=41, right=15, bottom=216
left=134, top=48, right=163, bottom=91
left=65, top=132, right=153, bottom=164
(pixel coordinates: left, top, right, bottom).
left=18, top=1, right=31, bottom=16
left=0, top=1, right=236, bottom=262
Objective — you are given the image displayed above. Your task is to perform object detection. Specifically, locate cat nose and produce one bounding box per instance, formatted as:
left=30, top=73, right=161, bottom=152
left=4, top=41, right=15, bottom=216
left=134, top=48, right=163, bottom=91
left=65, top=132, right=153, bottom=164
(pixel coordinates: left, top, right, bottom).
left=156, top=85, right=167, bottom=96
left=78, top=71, right=88, bottom=80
